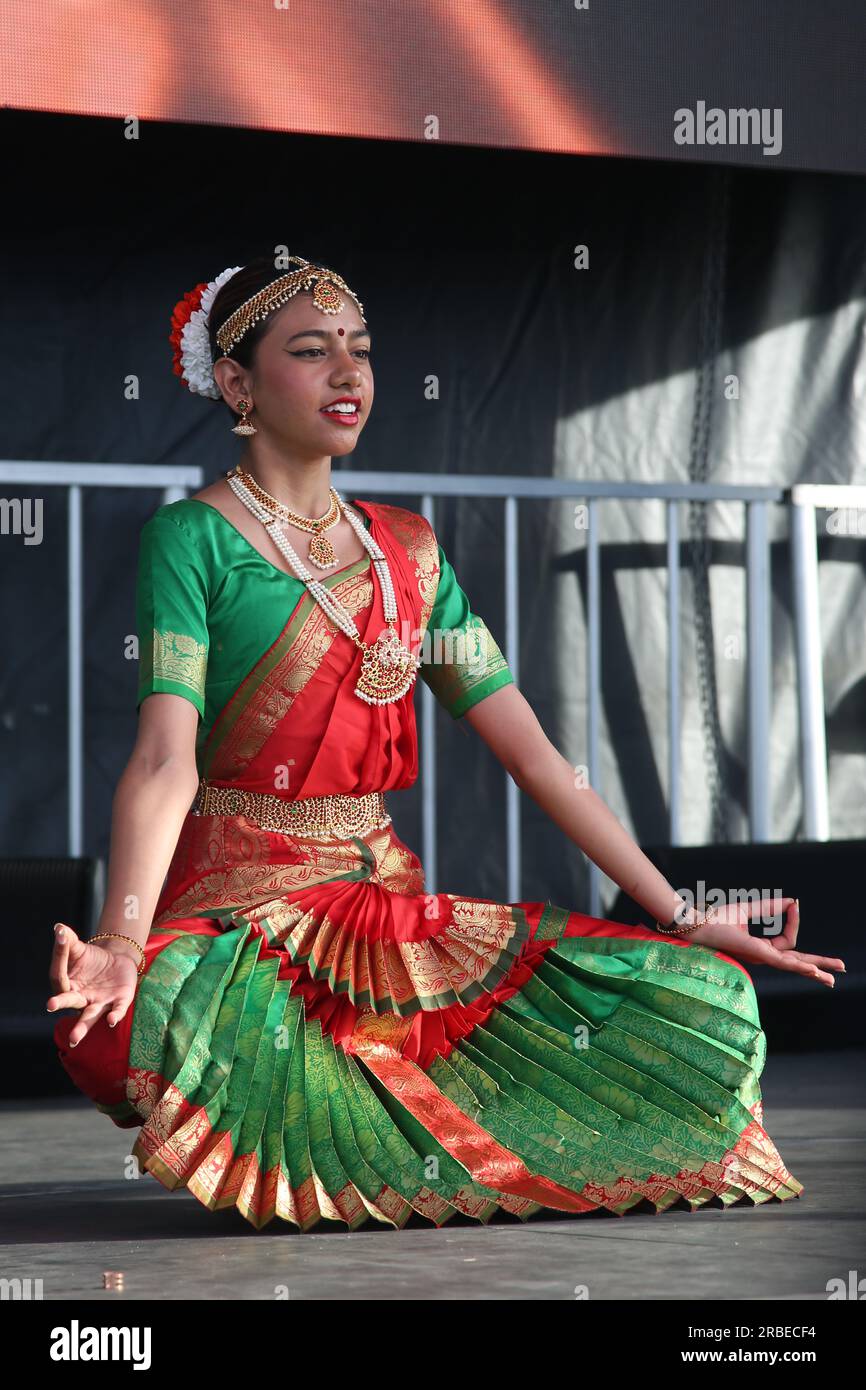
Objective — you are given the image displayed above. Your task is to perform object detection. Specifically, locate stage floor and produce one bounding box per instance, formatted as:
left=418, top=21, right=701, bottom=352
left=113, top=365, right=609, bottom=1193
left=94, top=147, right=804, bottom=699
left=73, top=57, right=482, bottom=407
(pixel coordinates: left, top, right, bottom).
left=2, top=1049, right=863, bottom=1301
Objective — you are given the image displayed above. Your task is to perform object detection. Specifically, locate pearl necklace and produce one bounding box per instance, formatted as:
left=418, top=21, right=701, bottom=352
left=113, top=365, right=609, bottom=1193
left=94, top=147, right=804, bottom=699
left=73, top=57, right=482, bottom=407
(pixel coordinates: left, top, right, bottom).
left=226, top=468, right=421, bottom=706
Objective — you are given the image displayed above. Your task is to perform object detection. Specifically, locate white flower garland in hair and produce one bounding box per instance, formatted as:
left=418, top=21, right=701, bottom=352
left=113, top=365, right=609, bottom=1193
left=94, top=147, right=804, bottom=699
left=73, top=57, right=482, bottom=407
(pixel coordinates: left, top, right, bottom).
left=169, top=265, right=243, bottom=399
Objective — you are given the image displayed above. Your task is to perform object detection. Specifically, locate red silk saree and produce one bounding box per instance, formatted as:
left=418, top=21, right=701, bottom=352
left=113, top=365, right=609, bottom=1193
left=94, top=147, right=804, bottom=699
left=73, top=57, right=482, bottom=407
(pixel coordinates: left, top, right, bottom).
left=55, top=496, right=803, bottom=1230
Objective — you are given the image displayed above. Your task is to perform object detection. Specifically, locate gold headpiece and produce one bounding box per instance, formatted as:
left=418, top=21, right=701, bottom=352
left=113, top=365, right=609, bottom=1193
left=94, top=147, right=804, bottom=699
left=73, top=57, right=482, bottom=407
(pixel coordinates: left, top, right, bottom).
left=215, top=255, right=366, bottom=357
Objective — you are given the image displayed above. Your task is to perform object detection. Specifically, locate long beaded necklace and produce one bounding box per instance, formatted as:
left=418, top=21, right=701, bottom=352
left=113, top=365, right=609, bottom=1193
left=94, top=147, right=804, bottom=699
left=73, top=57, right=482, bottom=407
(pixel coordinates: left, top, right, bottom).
left=225, top=466, right=421, bottom=706
left=232, top=462, right=342, bottom=569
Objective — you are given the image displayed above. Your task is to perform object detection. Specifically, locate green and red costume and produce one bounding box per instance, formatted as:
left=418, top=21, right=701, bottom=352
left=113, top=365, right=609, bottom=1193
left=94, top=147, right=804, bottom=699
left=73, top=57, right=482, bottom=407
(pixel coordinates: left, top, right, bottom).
left=55, top=497, right=803, bottom=1229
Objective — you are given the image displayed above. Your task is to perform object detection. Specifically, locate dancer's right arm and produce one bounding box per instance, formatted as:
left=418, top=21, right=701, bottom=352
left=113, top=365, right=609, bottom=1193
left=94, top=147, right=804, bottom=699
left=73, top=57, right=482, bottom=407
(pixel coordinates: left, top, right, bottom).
left=95, top=692, right=202, bottom=958
left=47, top=693, right=200, bottom=1040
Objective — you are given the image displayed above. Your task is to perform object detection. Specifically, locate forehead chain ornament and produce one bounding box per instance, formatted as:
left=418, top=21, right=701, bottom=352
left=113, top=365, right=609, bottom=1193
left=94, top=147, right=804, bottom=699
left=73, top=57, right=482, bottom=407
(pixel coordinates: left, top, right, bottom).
left=215, top=255, right=366, bottom=357
left=169, top=255, right=366, bottom=400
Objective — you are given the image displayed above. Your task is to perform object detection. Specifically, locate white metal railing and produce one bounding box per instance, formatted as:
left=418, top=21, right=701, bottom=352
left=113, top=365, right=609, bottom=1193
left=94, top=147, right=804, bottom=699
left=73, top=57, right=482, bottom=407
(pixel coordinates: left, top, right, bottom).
left=788, top=483, right=866, bottom=842
left=1, top=464, right=859, bottom=917
left=0, top=462, right=204, bottom=856
left=340, top=473, right=861, bottom=914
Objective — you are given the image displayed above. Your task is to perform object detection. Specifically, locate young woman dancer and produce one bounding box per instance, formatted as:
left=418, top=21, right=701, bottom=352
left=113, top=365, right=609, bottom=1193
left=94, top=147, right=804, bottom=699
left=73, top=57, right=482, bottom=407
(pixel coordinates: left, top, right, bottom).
left=49, top=253, right=843, bottom=1230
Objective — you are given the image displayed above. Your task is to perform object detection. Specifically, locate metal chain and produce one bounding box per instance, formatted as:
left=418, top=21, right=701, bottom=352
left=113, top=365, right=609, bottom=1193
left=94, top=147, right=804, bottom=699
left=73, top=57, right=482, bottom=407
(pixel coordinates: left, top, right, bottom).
left=687, top=166, right=733, bottom=844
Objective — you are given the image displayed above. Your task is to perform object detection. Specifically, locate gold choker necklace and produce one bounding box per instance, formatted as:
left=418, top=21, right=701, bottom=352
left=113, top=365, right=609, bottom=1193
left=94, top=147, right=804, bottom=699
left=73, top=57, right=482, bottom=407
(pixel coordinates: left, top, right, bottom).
left=231, top=464, right=342, bottom=570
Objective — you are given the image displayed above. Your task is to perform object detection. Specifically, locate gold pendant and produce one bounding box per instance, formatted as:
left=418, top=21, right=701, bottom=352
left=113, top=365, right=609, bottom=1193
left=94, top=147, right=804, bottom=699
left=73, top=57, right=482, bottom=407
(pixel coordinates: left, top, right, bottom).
left=312, top=279, right=344, bottom=315
left=354, top=628, right=421, bottom=706
left=307, top=528, right=338, bottom=569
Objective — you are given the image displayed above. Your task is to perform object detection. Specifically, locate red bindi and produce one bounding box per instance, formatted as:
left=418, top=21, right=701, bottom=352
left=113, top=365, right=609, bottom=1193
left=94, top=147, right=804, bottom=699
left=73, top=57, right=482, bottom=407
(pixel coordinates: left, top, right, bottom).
left=337, top=327, right=345, bottom=336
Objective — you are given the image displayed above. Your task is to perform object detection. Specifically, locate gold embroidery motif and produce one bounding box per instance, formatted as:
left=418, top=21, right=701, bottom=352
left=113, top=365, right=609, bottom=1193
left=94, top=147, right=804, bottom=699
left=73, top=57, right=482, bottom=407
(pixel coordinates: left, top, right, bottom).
left=642, top=941, right=754, bottom=1019
left=421, top=616, right=510, bottom=713
left=150, top=627, right=207, bottom=698
left=370, top=829, right=426, bottom=894
left=269, top=889, right=523, bottom=1011
left=347, top=1005, right=416, bottom=1053
left=155, top=807, right=401, bottom=926
left=365, top=501, right=440, bottom=635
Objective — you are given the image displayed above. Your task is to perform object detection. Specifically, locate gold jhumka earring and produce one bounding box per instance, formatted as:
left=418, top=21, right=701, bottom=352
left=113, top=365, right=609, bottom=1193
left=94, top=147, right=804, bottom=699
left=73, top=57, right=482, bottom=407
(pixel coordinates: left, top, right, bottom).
left=231, top=398, right=257, bottom=436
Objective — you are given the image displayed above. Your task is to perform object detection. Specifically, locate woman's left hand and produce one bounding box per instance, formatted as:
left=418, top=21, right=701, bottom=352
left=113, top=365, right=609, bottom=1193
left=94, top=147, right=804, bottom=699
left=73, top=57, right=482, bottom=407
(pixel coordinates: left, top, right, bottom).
left=679, top=898, right=845, bottom=987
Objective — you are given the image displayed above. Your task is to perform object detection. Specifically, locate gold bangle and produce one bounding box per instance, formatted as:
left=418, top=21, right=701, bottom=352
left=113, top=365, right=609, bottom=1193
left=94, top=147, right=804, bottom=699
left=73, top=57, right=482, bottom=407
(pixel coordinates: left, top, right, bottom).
left=654, top=904, right=719, bottom=937
left=654, top=916, right=703, bottom=937
left=90, top=932, right=147, bottom=976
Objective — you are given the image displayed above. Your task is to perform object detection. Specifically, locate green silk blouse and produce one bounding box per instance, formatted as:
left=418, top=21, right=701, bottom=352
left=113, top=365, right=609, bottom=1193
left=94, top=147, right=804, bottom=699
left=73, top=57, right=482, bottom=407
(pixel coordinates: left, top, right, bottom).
left=135, top=498, right=514, bottom=747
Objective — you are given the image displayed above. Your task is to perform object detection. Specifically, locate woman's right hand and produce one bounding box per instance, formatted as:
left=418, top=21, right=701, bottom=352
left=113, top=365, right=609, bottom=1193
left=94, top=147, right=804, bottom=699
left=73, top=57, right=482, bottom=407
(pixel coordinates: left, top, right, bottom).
left=47, top=922, right=140, bottom=1046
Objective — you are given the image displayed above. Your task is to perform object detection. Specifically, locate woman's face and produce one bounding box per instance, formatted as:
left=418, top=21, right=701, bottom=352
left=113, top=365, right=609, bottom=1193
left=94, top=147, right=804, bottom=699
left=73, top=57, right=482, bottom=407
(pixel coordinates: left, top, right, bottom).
left=216, top=288, right=374, bottom=458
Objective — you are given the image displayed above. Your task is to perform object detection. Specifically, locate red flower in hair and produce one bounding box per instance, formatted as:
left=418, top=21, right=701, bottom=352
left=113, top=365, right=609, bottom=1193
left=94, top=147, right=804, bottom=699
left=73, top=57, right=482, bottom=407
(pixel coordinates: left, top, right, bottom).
left=168, top=282, right=210, bottom=386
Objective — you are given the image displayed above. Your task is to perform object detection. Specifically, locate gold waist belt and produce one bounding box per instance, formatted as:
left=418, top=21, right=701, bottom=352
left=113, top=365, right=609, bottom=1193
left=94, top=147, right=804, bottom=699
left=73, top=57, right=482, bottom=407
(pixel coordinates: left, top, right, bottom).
left=190, top=779, right=391, bottom=840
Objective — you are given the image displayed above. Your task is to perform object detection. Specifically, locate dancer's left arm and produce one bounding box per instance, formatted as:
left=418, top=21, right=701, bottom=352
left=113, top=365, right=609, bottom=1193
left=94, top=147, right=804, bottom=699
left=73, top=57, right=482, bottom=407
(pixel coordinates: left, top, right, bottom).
left=463, top=684, right=845, bottom=987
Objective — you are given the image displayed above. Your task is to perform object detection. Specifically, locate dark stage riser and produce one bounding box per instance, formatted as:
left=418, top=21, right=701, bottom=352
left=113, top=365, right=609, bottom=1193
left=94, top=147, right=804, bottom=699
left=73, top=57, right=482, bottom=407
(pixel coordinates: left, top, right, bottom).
left=609, top=839, right=865, bottom=1051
